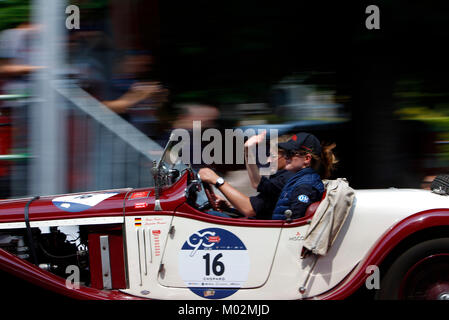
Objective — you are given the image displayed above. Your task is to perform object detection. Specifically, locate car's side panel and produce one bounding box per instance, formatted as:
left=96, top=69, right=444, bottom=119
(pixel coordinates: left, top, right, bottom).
left=122, top=214, right=303, bottom=300
left=157, top=216, right=281, bottom=289
left=121, top=214, right=173, bottom=299
left=302, top=189, right=449, bottom=298
left=237, top=223, right=312, bottom=299
left=315, top=208, right=449, bottom=300
left=121, top=188, right=449, bottom=300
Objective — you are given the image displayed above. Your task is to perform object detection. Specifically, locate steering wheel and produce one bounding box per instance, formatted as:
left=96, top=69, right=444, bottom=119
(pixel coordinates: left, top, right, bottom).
left=195, top=173, right=246, bottom=218
left=195, top=172, right=221, bottom=212
left=201, top=180, right=221, bottom=212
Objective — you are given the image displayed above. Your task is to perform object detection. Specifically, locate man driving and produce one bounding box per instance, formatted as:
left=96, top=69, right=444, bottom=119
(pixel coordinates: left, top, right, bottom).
left=198, top=133, right=294, bottom=219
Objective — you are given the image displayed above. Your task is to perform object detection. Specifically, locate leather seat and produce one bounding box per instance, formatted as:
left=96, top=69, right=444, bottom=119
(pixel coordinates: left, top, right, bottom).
left=304, top=200, right=321, bottom=218
left=303, top=190, right=326, bottom=219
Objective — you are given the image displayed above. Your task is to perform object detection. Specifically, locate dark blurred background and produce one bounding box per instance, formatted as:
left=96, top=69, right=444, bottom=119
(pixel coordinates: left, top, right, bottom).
left=1, top=0, right=449, bottom=197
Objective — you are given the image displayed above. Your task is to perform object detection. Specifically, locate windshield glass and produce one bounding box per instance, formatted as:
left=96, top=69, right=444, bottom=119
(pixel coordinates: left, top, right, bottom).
left=156, top=135, right=210, bottom=208
left=156, top=136, right=188, bottom=187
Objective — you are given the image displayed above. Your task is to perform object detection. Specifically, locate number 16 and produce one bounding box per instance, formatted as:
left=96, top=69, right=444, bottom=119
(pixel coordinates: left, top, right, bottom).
left=203, top=253, right=225, bottom=276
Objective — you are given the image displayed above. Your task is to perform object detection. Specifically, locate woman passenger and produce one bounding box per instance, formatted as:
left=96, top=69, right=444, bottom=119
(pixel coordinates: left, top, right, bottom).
left=272, top=132, right=337, bottom=220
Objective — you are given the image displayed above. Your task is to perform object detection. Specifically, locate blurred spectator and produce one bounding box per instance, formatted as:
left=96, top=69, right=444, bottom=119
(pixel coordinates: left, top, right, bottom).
left=0, top=22, right=41, bottom=103
left=0, top=23, right=41, bottom=77
left=171, top=104, right=220, bottom=130
left=101, top=51, right=169, bottom=141
left=68, top=29, right=114, bottom=99
left=170, top=103, right=221, bottom=169
left=0, top=22, right=41, bottom=198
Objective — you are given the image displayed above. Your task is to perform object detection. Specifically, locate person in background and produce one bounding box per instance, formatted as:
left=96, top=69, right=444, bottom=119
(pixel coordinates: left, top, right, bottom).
left=101, top=51, right=168, bottom=140
left=0, top=22, right=42, bottom=198
left=0, top=22, right=42, bottom=77
left=169, top=103, right=221, bottom=169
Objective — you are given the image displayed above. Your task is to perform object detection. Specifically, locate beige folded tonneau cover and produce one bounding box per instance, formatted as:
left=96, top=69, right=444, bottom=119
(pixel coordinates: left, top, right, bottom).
left=303, top=178, right=355, bottom=256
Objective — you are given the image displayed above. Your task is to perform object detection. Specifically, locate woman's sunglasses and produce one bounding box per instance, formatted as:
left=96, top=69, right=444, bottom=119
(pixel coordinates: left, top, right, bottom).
left=269, top=151, right=286, bottom=158
left=283, top=150, right=307, bottom=160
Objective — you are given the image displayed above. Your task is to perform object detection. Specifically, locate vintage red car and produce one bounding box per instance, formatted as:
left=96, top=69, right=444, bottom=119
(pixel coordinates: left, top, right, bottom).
left=0, top=139, right=448, bottom=300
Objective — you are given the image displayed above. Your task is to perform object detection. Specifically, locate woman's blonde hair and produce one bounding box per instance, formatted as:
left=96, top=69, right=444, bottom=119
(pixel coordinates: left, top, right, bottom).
left=278, top=133, right=338, bottom=178
left=277, top=134, right=294, bottom=144
left=310, top=142, right=338, bottom=179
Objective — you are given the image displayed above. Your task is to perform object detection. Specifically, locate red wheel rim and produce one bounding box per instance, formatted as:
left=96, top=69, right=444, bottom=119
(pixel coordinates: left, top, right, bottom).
left=399, top=253, right=449, bottom=300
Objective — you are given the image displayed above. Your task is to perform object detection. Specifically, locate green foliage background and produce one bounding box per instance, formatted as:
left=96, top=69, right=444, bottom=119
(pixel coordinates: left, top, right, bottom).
left=0, top=0, right=31, bottom=31
left=0, top=0, right=109, bottom=31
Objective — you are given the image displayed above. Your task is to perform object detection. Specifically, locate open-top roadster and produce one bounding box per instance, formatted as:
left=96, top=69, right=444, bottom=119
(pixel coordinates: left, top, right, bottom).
left=0, top=138, right=448, bottom=300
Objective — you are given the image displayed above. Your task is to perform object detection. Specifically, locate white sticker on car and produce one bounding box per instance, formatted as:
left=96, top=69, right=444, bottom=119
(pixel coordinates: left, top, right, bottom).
left=179, top=227, right=250, bottom=299
left=297, top=194, right=309, bottom=203
left=52, top=192, right=118, bottom=212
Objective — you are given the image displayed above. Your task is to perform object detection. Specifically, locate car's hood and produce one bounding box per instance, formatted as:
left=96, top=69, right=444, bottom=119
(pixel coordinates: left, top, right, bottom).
left=0, top=171, right=190, bottom=224
left=0, top=188, right=131, bottom=223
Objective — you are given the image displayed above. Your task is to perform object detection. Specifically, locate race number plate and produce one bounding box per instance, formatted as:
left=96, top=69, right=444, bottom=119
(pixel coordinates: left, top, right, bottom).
left=179, top=227, right=250, bottom=299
